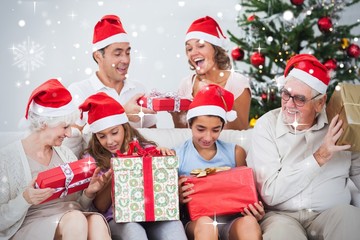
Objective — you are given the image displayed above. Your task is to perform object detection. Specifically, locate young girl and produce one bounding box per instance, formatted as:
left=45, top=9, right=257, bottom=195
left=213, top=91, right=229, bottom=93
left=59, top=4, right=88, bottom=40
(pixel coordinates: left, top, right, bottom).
left=78, top=92, right=187, bottom=240
left=174, top=84, right=264, bottom=240
left=171, top=16, right=251, bottom=130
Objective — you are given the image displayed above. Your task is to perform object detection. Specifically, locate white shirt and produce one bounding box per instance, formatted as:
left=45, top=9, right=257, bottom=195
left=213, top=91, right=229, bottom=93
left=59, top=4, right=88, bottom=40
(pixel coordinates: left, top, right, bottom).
left=177, top=71, right=250, bottom=100
left=247, top=108, right=360, bottom=212
left=68, top=73, right=157, bottom=128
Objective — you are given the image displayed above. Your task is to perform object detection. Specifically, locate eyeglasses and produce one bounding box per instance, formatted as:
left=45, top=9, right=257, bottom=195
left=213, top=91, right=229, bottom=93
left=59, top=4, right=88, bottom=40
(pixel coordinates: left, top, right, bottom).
left=280, top=88, right=322, bottom=107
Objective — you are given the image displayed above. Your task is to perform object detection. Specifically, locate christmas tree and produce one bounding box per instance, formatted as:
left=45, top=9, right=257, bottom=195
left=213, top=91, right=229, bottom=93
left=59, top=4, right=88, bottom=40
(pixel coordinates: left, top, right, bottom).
left=228, top=0, right=360, bottom=123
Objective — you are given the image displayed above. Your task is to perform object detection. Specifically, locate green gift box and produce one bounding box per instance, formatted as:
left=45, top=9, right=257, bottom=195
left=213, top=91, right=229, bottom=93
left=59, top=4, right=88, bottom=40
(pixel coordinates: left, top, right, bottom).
left=111, top=148, right=179, bottom=222
left=326, top=83, right=360, bottom=151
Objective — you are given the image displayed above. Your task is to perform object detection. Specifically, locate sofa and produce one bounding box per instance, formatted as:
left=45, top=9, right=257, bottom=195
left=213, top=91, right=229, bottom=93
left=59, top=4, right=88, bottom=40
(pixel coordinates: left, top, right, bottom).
left=0, top=128, right=359, bottom=207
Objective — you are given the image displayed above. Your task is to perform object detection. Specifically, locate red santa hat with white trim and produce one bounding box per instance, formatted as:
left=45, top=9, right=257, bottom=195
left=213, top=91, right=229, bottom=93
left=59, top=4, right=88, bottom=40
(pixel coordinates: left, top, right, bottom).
left=185, top=16, right=228, bottom=49
left=92, top=15, right=129, bottom=52
left=187, top=84, right=237, bottom=122
left=79, top=92, right=128, bottom=133
left=284, top=53, right=330, bottom=94
left=25, top=79, right=77, bottom=119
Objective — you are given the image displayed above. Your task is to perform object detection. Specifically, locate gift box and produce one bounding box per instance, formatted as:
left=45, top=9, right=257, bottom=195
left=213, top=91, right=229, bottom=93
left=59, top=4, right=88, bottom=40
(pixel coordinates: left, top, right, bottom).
left=111, top=141, right=180, bottom=222
left=35, top=156, right=97, bottom=203
left=185, top=166, right=258, bottom=221
left=137, top=92, right=191, bottom=112
left=326, top=83, right=360, bottom=151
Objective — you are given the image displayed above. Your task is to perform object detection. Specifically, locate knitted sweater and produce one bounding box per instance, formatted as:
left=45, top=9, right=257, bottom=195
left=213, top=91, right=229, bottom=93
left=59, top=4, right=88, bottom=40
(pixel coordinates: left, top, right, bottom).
left=0, top=140, right=92, bottom=240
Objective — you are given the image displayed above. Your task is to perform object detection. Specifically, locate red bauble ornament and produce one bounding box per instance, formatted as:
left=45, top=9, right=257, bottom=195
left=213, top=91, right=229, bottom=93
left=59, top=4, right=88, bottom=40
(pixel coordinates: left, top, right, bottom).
left=290, top=0, right=304, bottom=6
left=347, top=43, right=360, bottom=58
left=250, top=52, right=265, bottom=67
left=317, top=17, right=332, bottom=33
left=261, top=93, right=267, bottom=101
left=231, top=47, right=245, bottom=61
left=323, top=59, right=337, bottom=71
left=247, top=14, right=256, bottom=22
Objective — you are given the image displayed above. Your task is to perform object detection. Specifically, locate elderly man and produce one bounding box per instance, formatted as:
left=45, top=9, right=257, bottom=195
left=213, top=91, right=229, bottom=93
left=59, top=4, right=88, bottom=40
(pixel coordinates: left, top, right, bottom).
left=247, top=54, right=360, bottom=240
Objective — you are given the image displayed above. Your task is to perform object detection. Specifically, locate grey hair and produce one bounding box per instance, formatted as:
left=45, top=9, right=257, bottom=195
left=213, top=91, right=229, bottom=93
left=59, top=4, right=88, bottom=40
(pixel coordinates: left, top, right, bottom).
left=27, top=110, right=80, bottom=132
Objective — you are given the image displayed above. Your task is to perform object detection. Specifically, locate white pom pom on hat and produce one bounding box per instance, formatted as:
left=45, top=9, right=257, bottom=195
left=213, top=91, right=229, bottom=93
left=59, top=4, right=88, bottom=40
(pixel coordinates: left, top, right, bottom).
left=186, top=84, right=237, bottom=123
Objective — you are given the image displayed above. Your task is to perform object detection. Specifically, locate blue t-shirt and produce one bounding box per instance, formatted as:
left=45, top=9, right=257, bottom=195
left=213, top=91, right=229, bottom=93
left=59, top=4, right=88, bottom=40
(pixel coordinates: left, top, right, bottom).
left=174, top=139, right=236, bottom=176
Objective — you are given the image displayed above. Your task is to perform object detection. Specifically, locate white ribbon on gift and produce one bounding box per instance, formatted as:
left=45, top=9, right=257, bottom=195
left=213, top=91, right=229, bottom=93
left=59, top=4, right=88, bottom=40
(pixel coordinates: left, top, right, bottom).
left=52, top=164, right=91, bottom=198
left=147, top=90, right=181, bottom=112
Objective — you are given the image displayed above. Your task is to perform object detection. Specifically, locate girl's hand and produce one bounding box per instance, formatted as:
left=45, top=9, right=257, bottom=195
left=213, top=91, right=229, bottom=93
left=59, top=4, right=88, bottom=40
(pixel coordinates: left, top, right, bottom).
left=178, top=176, right=194, bottom=204
left=241, top=201, right=265, bottom=221
left=85, top=167, right=112, bottom=198
left=23, top=177, right=55, bottom=205
left=157, top=147, right=175, bottom=156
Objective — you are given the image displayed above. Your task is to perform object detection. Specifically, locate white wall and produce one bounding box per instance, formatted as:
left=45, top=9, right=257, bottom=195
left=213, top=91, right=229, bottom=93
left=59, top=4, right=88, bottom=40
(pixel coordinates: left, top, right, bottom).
left=0, top=0, right=358, bottom=131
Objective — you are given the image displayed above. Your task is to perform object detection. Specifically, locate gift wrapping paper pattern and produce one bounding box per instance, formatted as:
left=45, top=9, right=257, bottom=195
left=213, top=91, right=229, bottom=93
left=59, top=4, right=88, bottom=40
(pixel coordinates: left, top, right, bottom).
left=112, top=155, right=180, bottom=222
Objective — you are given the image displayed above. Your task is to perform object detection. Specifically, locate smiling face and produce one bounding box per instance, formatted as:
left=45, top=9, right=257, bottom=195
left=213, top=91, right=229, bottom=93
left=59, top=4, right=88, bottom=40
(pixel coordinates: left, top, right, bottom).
left=45, top=122, right=72, bottom=146
left=95, top=124, right=125, bottom=154
left=281, top=77, right=326, bottom=130
left=190, top=115, right=223, bottom=150
left=95, top=42, right=131, bottom=82
left=185, top=39, right=217, bottom=74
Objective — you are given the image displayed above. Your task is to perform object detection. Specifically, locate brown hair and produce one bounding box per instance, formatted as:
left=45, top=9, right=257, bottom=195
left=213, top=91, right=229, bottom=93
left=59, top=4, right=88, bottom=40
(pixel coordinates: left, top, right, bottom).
left=81, top=123, right=157, bottom=169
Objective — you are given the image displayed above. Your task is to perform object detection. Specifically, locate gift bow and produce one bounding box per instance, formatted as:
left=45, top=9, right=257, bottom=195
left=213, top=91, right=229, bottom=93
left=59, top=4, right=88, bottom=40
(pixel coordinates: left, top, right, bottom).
left=116, top=139, right=161, bottom=157
left=146, top=90, right=182, bottom=112
left=190, top=166, right=231, bottom=178
left=53, top=163, right=92, bottom=198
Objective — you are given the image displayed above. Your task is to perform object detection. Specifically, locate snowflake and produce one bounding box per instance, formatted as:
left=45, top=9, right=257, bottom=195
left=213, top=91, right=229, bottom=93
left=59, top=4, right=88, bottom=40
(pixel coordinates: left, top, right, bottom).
left=11, top=36, right=45, bottom=78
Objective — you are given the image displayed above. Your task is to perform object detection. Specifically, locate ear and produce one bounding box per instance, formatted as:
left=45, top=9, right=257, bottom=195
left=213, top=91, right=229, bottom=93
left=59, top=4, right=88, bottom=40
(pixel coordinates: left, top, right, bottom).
left=315, top=94, right=327, bottom=113
left=93, top=51, right=103, bottom=63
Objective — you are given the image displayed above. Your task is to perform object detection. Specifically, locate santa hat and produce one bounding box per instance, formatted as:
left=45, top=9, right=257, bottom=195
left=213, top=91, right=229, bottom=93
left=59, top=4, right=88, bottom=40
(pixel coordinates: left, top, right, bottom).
left=284, top=53, right=330, bottom=94
left=79, top=92, right=128, bottom=133
left=25, top=79, right=76, bottom=119
left=185, top=16, right=228, bottom=49
left=187, top=84, right=237, bottom=122
left=92, top=15, right=129, bottom=52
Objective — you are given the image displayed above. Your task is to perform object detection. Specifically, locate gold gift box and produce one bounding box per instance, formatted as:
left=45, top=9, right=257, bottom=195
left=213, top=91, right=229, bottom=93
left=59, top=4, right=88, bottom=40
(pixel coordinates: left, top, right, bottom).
left=326, top=83, right=360, bottom=151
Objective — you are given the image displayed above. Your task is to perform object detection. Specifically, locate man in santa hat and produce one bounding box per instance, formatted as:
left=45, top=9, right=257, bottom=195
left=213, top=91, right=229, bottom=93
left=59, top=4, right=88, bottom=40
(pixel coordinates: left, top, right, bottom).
left=68, top=15, right=157, bottom=130
left=247, top=53, right=360, bottom=240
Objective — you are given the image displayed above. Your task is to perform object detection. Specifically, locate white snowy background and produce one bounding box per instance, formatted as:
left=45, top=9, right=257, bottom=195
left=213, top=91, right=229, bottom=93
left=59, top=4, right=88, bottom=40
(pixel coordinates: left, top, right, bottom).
left=0, top=0, right=359, bottom=131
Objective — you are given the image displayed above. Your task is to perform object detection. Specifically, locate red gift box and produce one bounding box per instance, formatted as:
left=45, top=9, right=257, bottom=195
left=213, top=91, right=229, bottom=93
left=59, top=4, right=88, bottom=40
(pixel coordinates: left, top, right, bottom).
left=35, top=156, right=97, bottom=203
left=137, top=95, right=191, bottom=112
left=185, top=167, right=258, bottom=221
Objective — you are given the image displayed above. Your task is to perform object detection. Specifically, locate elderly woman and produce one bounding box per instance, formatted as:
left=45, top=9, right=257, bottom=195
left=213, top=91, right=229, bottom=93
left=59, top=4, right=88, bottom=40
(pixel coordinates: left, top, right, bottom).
left=0, top=79, right=111, bottom=240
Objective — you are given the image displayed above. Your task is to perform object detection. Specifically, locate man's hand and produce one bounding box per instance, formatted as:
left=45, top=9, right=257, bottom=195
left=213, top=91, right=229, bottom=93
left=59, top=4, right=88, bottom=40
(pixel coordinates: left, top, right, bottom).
left=314, top=114, right=351, bottom=166
left=123, top=93, right=156, bottom=122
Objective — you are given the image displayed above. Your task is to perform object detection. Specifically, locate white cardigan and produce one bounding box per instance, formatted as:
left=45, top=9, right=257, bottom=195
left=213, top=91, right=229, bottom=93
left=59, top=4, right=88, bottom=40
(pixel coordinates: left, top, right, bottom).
left=0, top=140, right=92, bottom=240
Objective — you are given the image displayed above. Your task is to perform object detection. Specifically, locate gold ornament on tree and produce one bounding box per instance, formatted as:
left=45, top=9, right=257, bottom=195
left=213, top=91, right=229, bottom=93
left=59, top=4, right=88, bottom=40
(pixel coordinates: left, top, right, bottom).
left=340, top=38, right=350, bottom=50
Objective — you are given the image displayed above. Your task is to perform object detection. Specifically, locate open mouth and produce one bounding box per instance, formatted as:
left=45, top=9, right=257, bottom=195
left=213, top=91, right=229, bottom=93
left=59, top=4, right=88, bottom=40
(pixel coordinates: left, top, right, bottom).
left=194, top=58, right=204, bottom=68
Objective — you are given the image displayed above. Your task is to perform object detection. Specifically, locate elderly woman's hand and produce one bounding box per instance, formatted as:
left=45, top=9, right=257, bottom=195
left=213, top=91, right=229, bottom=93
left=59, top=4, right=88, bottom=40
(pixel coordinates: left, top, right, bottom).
left=23, top=177, right=55, bottom=205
